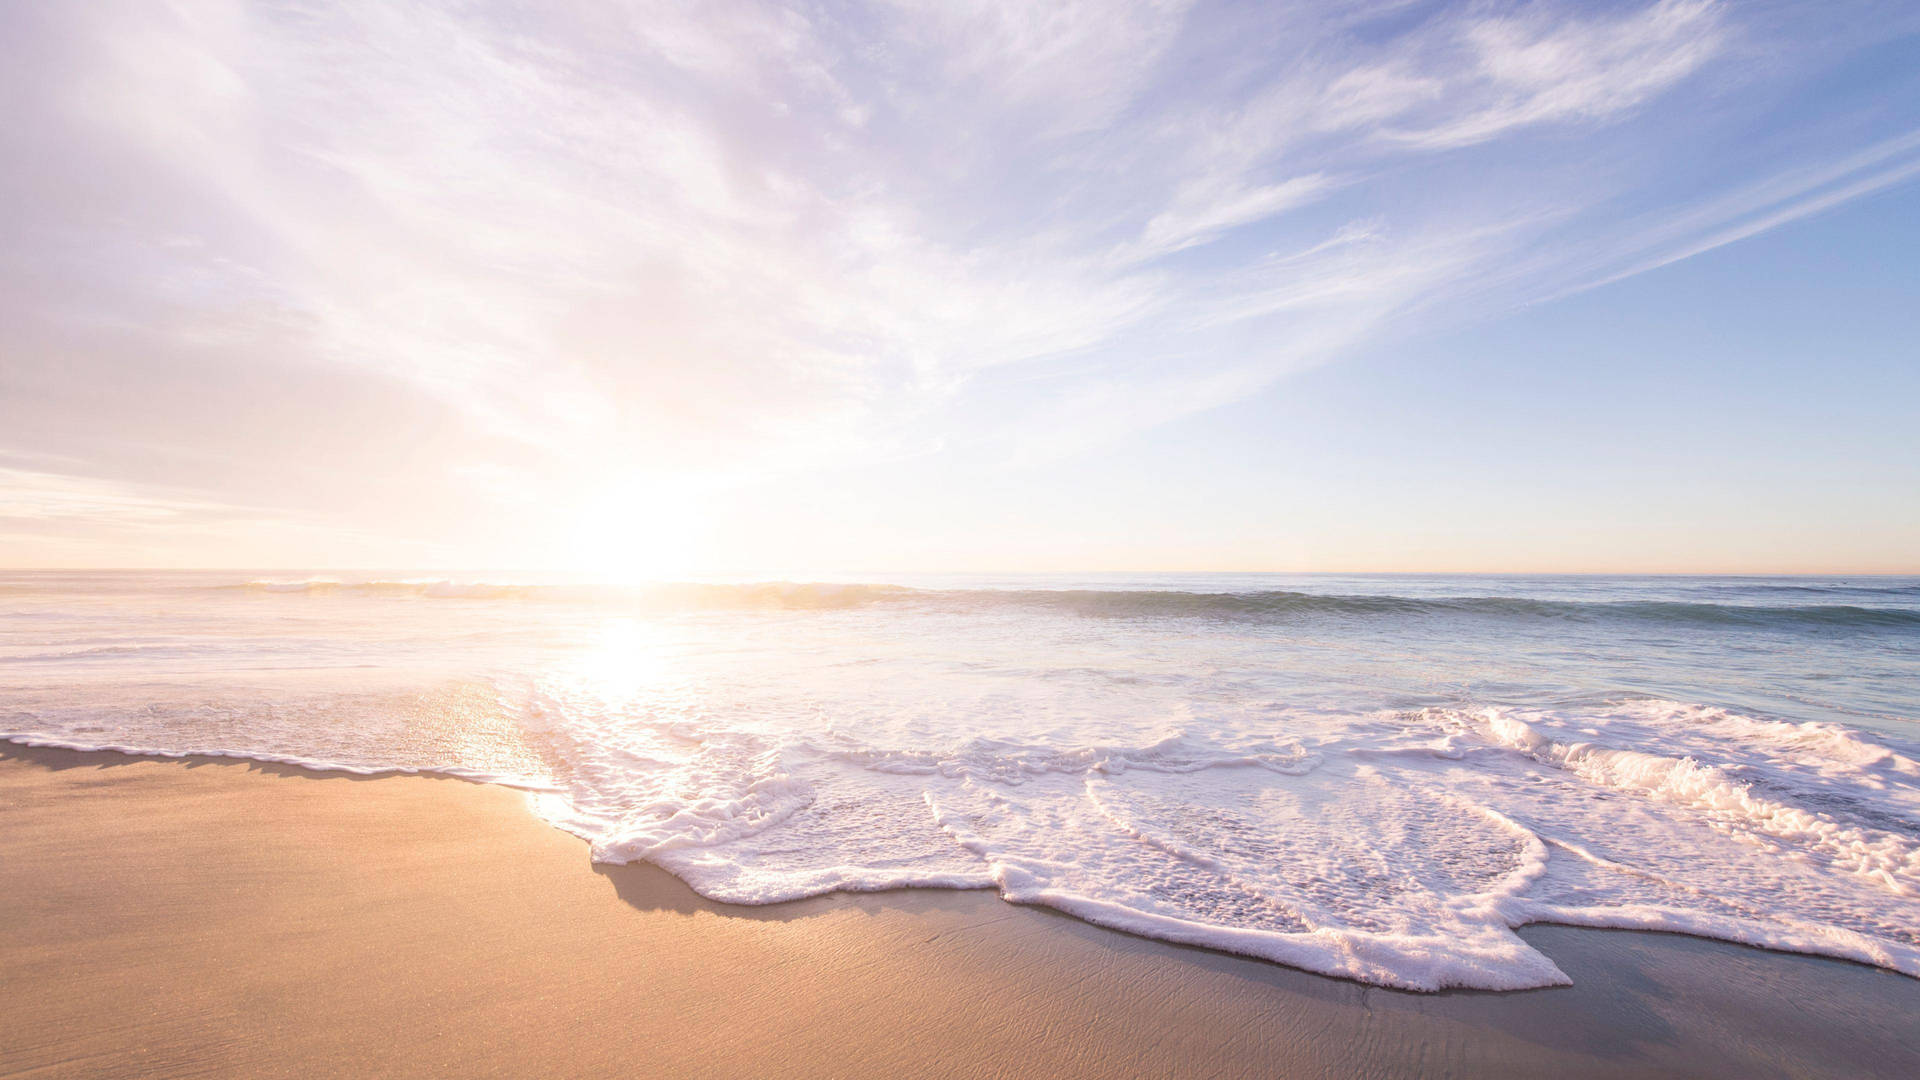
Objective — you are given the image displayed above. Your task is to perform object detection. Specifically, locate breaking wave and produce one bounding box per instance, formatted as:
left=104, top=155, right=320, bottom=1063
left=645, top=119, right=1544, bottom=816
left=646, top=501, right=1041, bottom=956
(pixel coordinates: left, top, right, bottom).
left=157, top=577, right=1920, bottom=630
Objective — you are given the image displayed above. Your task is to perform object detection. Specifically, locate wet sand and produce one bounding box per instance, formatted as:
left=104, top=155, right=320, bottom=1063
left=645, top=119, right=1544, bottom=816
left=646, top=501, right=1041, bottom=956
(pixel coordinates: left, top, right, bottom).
left=3, top=742, right=1917, bottom=1079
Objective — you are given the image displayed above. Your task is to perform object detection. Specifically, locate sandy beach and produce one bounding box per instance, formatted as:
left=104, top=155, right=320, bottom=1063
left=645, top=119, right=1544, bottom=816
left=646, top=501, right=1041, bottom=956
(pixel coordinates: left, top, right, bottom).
left=1, top=743, right=1915, bottom=1079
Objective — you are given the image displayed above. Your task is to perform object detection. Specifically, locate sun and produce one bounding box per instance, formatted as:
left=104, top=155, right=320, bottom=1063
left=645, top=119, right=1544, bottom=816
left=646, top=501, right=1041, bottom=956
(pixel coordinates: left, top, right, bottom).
left=562, top=477, right=703, bottom=583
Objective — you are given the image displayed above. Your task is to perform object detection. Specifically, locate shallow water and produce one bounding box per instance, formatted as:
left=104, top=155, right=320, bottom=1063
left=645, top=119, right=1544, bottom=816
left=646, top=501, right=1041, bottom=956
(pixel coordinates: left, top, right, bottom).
left=4, top=570, right=1917, bottom=990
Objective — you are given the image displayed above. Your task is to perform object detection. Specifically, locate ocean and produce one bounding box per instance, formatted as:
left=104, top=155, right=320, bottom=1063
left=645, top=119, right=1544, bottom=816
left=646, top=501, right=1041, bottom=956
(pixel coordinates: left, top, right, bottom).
left=3, top=570, right=1916, bottom=991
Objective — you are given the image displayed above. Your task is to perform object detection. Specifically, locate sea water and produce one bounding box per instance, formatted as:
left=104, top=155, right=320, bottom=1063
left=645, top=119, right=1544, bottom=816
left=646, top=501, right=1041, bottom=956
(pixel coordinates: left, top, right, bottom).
left=3, top=570, right=1917, bottom=990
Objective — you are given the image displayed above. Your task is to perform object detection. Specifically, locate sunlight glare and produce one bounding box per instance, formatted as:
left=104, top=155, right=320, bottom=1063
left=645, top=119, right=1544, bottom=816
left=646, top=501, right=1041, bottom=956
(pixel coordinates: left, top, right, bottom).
left=577, top=617, right=672, bottom=703
left=565, top=476, right=701, bottom=583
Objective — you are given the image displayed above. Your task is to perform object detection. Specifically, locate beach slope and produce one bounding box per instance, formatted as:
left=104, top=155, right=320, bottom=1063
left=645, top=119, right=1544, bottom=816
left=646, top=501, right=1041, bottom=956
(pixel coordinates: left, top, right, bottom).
left=3, top=744, right=1917, bottom=1079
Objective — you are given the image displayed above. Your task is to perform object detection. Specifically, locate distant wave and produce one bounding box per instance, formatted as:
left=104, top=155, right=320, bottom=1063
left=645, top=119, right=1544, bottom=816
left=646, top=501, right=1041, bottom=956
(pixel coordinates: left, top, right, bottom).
left=965, top=590, right=1920, bottom=629
left=1697, top=581, right=1920, bottom=597
left=122, top=579, right=1920, bottom=629
left=3, top=575, right=1915, bottom=630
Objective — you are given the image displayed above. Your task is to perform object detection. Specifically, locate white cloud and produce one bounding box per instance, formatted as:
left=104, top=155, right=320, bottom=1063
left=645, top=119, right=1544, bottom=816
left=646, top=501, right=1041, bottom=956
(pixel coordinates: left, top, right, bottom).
left=1397, top=0, right=1726, bottom=148
left=879, top=0, right=1196, bottom=131
left=1132, top=173, right=1336, bottom=260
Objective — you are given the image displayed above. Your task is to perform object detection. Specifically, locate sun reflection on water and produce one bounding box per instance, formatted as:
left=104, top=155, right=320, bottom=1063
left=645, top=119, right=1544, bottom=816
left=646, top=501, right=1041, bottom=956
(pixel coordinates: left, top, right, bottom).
left=575, top=617, right=675, bottom=703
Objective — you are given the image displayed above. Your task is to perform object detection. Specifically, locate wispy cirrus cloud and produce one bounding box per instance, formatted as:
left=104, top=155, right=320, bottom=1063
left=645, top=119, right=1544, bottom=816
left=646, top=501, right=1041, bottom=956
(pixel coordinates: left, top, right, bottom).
left=1565, top=127, right=1920, bottom=295
left=1, top=0, right=1915, bottom=567
left=1394, top=0, right=1728, bottom=148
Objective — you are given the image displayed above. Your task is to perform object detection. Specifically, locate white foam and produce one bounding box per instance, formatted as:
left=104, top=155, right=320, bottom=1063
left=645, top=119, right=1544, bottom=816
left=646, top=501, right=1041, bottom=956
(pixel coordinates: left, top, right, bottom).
left=1480, top=707, right=1920, bottom=893
left=475, top=695, right=1919, bottom=990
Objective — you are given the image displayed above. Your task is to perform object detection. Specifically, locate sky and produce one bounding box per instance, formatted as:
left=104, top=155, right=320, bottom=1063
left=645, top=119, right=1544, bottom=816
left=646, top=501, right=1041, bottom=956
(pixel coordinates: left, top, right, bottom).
left=2, top=0, right=1917, bottom=575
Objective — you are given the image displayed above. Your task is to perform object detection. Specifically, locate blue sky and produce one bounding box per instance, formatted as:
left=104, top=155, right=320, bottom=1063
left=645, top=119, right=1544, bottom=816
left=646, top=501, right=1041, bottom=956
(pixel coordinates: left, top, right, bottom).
left=1, top=1, right=1917, bottom=572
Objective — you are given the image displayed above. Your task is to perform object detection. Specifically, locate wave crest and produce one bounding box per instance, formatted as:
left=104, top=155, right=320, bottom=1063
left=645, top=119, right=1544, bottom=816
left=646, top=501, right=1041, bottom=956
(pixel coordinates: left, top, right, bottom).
left=188, top=579, right=1920, bottom=630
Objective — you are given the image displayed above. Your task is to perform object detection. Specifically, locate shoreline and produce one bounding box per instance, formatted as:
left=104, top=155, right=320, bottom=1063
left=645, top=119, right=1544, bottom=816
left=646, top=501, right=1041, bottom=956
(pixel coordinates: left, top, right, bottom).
left=4, top=743, right=1918, bottom=1078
